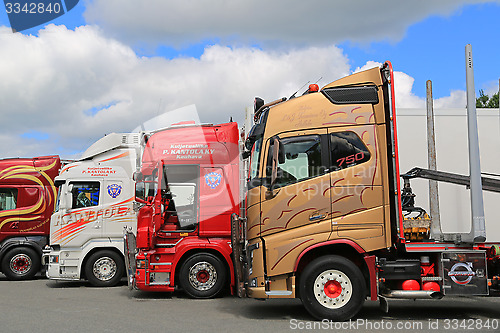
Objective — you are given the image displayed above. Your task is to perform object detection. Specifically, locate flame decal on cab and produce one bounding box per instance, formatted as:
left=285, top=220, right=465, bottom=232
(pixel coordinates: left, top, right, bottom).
left=0, top=159, right=58, bottom=231
left=51, top=197, right=135, bottom=244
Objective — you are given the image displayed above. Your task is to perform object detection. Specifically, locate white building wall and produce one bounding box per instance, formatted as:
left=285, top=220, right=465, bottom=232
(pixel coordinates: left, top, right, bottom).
left=396, top=108, right=500, bottom=242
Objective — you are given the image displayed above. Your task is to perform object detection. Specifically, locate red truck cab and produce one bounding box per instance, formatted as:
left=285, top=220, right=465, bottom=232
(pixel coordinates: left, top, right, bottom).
left=126, top=122, right=240, bottom=298
left=0, top=155, right=61, bottom=279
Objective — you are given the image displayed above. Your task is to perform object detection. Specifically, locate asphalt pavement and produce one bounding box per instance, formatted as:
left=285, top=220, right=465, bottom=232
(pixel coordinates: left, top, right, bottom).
left=1, top=274, right=499, bottom=333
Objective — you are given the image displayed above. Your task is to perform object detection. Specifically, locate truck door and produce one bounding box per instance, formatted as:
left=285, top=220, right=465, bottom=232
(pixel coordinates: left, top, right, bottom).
left=16, top=187, right=44, bottom=235
left=162, top=164, right=199, bottom=232
left=102, top=180, right=134, bottom=240
left=327, top=126, right=386, bottom=243
left=62, top=181, right=102, bottom=246
left=200, top=166, right=231, bottom=236
left=259, top=130, right=332, bottom=275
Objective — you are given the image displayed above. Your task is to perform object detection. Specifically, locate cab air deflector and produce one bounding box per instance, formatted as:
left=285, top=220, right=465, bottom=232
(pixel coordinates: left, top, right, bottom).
left=321, top=85, right=379, bottom=105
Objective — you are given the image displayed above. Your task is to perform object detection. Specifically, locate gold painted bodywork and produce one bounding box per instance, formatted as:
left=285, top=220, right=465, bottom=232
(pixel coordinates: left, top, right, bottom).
left=246, top=67, right=392, bottom=298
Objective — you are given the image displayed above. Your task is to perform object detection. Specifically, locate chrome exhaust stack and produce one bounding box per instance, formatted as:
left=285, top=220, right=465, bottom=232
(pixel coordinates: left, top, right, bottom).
left=381, top=290, right=444, bottom=299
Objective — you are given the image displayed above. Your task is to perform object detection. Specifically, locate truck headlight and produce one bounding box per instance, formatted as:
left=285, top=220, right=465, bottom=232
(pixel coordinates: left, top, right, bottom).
left=49, top=255, right=59, bottom=264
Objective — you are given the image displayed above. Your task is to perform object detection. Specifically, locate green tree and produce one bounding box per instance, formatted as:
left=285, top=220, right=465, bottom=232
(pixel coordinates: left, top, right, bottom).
left=476, top=89, right=499, bottom=108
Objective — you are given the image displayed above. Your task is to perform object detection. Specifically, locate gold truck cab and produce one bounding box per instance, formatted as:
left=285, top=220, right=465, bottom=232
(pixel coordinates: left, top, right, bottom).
left=238, top=64, right=399, bottom=321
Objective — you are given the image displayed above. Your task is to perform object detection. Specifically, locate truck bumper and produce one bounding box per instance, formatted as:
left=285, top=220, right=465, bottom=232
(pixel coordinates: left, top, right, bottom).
left=42, top=248, right=81, bottom=281
left=134, top=268, right=175, bottom=292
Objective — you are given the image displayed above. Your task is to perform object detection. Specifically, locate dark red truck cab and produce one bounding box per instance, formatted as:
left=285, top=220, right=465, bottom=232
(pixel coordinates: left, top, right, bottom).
left=0, top=155, right=61, bottom=279
left=125, top=122, right=240, bottom=298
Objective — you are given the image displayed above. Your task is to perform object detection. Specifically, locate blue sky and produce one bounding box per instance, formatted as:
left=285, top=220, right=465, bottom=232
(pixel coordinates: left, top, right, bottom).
left=340, top=2, right=500, bottom=98
left=0, top=0, right=499, bottom=158
left=1, top=1, right=498, bottom=98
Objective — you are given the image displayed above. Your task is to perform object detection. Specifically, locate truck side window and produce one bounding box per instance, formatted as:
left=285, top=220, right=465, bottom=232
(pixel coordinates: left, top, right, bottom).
left=70, top=182, right=100, bottom=209
left=0, top=188, right=17, bottom=211
left=330, top=132, right=371, bottom=170
left=163, top=165, right=199, bottom=229
left=269, top=135, right=324, bottom=187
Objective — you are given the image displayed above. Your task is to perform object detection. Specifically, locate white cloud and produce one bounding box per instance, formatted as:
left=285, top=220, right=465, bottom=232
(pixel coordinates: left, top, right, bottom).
left=0, top=24, right=472, bottom=159
left=354, top=61, right=468, bottom=109
left=434, top=90, right=467, bottom=109
left=0, top=24, right=350, bottom=158
left=83, top=0, right=494, bottom=48
left=394, top=71, right=426, bottom=108
left=353, top=61, right=381, bottom=74
left=394, top=73, right=469, bottom=109
left=481, top=80, right=500, bottom=97
left=355, top=61, right=425, bottom=108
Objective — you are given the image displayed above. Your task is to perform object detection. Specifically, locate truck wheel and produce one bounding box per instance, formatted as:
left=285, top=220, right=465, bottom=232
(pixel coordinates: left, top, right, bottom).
left=299, top=255, right=365, bottom=321
left=1, top=247, right=40, bottom=280
left=179, top=253, right=226, bottom=298
left=84, top=250, right=124, bottom=287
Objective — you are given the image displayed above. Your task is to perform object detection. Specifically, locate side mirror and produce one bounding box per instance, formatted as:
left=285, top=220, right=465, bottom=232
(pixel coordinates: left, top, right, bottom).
left=254, top=97, right=265, bottom=113
left=266, top=137, right=284, bottom=199
left=62, top=184, right=73, bottom=211
left=278, top=139, right=285, bottom=164
left=133, top=171, right=143, bottom=182
left=135, top=182, right=147, bottom=204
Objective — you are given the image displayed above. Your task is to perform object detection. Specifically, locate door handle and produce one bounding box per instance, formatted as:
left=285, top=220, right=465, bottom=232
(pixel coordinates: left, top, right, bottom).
left=93, top=217, right=102, bottom=229
left=265, top=187, right=280, bottom=200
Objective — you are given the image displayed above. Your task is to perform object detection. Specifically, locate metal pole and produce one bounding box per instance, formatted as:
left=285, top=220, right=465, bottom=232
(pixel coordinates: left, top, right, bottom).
left=465, top=44, right=486, bottom=243
left=426, top=80, right=442, bottom=240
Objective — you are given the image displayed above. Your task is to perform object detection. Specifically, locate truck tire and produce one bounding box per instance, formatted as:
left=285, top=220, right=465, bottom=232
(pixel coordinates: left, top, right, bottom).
left=84, top=250, right=124, bottom=287
left=179, top=253, right=226, bottom=298
left=1, top=247, right=40, bottom=280
left=299, top=255, right=365, bottom=321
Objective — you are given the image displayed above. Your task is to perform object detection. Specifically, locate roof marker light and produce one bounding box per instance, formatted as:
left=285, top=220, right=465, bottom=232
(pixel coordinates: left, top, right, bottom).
left=308, top=84, right=319, bottom=93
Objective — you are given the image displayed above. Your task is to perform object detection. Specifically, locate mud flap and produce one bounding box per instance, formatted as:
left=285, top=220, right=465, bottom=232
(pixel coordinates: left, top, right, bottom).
left=379, top=296, right=389, bottom=313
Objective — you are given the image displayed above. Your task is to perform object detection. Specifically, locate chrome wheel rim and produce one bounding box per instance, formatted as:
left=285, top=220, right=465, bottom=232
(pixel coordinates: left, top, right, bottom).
left=188, top=261, right=217, bottom=291
left=93, top=257, right=117, bottom=281
left=10, top=254, right=32, bottom=274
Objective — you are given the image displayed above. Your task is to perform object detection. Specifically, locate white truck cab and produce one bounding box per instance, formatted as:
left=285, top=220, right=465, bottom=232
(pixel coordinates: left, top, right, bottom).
left=43, top=133, right=140, bottom=286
